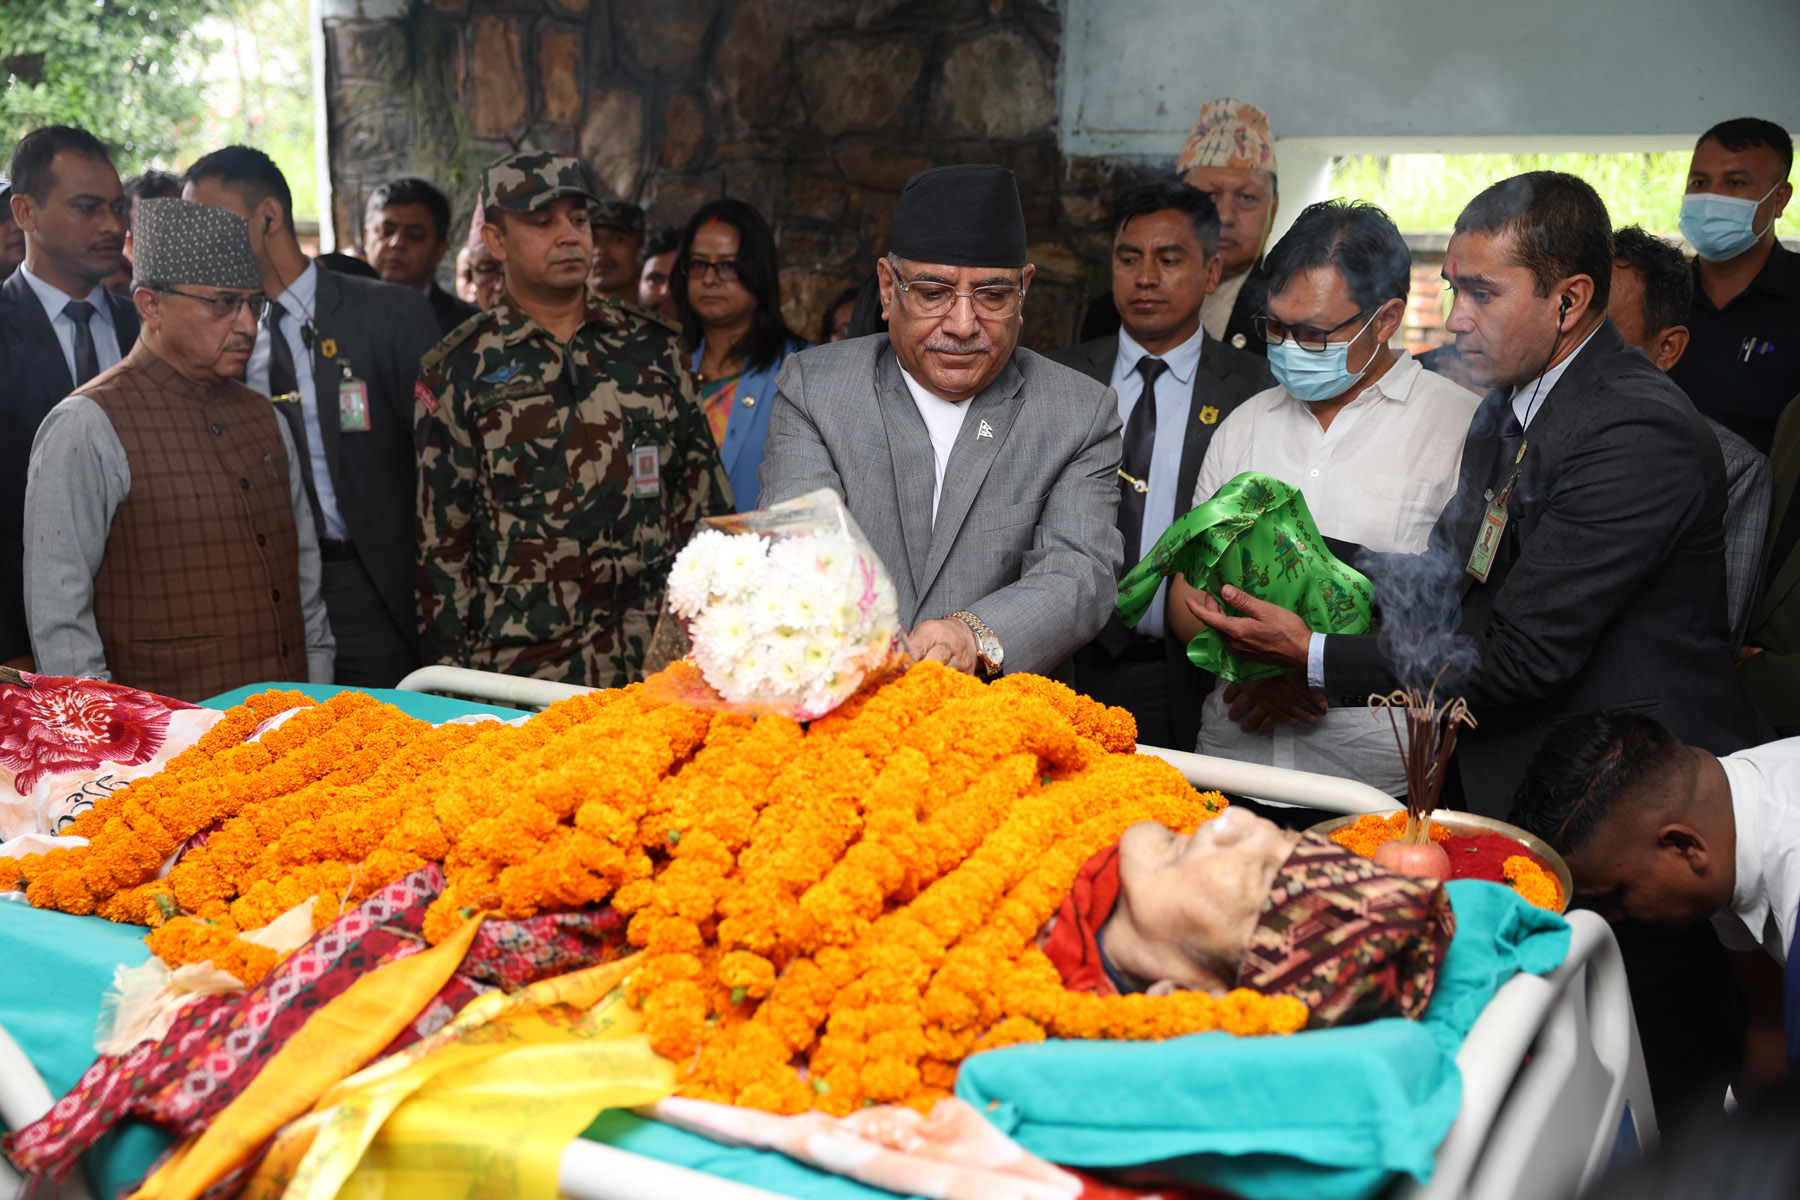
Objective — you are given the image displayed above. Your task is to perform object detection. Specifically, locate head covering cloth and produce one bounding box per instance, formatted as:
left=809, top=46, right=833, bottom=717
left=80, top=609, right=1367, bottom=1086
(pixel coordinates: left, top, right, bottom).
left=1178, top=98, right=1279, bottom=178
left=131, top=197, right=261, bottom=291
left=1043, top=830, right=1455, bottom=1029
left=1238, top=831, right=1456, bottom=1028
left=889, top=164, right=1027, bottom=269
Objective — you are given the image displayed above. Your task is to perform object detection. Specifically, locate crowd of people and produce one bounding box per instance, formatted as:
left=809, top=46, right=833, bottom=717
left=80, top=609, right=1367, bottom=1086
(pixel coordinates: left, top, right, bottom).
left=0, top=95, right=1797, bottom=1121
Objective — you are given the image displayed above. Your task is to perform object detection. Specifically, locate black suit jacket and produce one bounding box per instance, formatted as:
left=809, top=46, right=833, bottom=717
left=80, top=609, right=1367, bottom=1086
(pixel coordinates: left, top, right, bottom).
left=298, top=267, right=442, bottom=662
left=1052, top=331, right=1274, bottom=749
left=1218, top=258, right=1269, bottom=358
left=1323, top=320, right=1772, bottom=814
left=0, top=271, right=139, bottom=660
left=426, top=282, right=480, bottom=338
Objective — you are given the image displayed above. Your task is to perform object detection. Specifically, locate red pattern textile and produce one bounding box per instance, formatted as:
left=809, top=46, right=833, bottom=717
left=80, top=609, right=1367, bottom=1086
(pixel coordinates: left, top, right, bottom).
left=1237, top=832, right=1456, bottom=1029
left=1041, top=844, right=1124, bottom=996
left=0, top=671, right=197, bottom=796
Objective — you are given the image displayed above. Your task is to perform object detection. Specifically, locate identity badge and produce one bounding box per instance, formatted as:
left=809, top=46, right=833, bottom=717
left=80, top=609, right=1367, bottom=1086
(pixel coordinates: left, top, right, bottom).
left=338, top=378, right=372, bottom=433
left=1466, top=473, right=1518, bottom=583
left=631, top=443, right=662, bottom=497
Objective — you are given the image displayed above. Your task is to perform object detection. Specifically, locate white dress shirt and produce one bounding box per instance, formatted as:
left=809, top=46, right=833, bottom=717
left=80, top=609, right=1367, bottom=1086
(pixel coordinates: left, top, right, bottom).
left=1192, top=352, right=1478, bottom=792
left=1711, top=737, right=1800, bottom=967
left=20, top=266, right=121, bottom=383
left=1112, top=325, right=1205, bottom=637
left=898, top=366, right=970, bottom=522
left=246, top=261, right=348, bottom=540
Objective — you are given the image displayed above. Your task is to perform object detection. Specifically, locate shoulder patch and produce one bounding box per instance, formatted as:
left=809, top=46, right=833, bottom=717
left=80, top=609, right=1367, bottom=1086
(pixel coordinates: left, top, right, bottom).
left=421, top=307, right=497, bottom=371
left=415, top=379, right=440, bottom=415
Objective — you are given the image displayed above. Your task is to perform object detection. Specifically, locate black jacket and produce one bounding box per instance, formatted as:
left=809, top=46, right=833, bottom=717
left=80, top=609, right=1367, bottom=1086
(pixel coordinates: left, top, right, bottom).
left=292, top=267, right=442, bottom=665
left=1051, top=331, right=1274, bottom=750
left=426, top=282, right=480, bottom=338
left=1323, top=320, right=1773, bottom=814
left=0, top=270, right=140, bottom=661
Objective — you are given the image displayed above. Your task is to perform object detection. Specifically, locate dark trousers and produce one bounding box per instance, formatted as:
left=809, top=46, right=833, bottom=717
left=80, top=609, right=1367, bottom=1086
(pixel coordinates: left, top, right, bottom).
left=1071, top=640, right=1176, bottom=749
left=1613, top=919, right=1744, bottom=1135
left=320, top=555, right=418, bottom=688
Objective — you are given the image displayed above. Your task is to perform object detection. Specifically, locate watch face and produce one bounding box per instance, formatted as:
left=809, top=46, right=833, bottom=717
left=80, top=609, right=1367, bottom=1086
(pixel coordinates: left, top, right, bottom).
left=981, top=633, right=1003, bottom=665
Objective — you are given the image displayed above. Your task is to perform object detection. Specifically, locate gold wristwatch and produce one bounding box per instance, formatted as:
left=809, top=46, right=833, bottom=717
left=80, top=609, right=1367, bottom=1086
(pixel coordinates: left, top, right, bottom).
left=949, top=610, right=1004, bottom=680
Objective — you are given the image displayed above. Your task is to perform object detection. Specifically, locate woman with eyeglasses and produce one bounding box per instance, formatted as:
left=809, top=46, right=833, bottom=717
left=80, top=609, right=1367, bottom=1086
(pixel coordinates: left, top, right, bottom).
left=675, top=199, right=806, bottom=510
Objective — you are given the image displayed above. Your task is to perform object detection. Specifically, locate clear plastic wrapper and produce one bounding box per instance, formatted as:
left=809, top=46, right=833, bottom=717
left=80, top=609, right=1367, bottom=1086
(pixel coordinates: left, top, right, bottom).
left=642, top=488, right=911, bottom=720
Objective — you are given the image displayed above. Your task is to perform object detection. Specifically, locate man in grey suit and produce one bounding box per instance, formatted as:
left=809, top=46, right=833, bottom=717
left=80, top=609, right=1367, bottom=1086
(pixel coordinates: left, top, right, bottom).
left=1053, top=181, right=1273, bottom=748
left=185, top=147, right=442, bottom=687
left=759, top=165, right=1123, bottom=678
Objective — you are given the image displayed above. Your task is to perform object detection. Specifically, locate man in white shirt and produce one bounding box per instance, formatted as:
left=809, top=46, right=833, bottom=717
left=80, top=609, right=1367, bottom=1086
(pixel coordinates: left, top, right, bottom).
left=1510, top=711, right=1799, bottom=1090
left=0, top=126, right=138, bottom=669
left=1170, top=200, right=1476, bottom=791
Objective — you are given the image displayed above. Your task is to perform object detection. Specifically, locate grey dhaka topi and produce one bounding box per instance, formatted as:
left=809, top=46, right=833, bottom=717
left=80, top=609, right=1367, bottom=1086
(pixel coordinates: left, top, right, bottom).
left=132, top=197, right=262, bottom=291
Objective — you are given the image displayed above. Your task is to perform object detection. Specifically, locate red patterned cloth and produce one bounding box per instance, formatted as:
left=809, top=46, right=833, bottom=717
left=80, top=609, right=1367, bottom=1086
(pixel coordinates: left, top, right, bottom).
left=1041, top=844, right=1124, bottom=996
left=1238, top=832, right=1456, bottom=1029
left=462, top=906, right=630, bottom=990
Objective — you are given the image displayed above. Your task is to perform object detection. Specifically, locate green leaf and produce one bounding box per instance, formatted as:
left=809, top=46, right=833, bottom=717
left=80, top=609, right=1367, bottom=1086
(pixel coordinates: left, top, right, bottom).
left=730, top=986, right=747, bottom=1004
left=811, top=1077, right=830, bottom=1095
left=666, top=830, right=682, bottom=845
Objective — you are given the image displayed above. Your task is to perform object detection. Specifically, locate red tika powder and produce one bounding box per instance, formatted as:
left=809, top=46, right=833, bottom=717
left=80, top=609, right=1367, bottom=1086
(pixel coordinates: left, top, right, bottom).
left=1442, top=831, right=1548, bottom=882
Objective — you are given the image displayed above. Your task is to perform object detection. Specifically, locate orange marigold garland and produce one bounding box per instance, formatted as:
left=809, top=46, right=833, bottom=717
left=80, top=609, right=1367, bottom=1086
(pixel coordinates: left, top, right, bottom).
left=15, top=662, right=1310, bottom=1103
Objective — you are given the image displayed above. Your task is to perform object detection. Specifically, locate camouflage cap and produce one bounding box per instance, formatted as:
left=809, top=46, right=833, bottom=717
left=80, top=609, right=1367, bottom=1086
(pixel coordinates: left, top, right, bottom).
left=590, top=198, right=645, bottom=238
left=478, top=150, right=601, bottom=217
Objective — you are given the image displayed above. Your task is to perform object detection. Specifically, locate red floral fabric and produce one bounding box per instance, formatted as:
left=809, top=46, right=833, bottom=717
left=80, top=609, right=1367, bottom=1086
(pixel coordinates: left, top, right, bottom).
left=0, top=671, right=197, bottom=797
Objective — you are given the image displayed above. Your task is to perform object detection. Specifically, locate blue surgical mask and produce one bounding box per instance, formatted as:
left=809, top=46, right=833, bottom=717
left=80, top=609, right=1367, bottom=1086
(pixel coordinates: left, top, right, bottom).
left=1679, top=185, right=1778, bottom=262
left=1267, top=309, right=1381, bottom=403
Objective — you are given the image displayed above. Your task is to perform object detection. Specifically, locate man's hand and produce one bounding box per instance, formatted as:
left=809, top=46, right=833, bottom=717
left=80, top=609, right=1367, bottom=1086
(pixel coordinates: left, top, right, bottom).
left=1223, top=673, right=1328, bottom=735
left=1184, top=584, right=1312, bottom=670
left=910, top=617, right=979, bottom=674
left=1737, top=644, right=1765, bottom=666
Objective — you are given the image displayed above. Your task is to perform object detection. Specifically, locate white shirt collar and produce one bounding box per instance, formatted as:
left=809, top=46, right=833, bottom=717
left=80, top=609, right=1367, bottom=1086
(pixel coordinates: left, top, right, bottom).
left=19, top=264, right=113, bottom=324
left=271, top=260, right=320, bottom=326
left=1724, top=755, right=1771, bottom=945
left=1115, top=323, right=1204, bottom=386
left=1511, top=322, right=1603, bottom=428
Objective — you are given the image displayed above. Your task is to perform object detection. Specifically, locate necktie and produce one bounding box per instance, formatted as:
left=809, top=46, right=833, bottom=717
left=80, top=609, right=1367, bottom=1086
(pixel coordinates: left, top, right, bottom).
left=1116, top=355, right=1168, bottom=573
left=265, top=301, right=326, bottom=533
left=1494, top=404, right=1526, bottom=489
left=63, top=299, right=100, bottom=387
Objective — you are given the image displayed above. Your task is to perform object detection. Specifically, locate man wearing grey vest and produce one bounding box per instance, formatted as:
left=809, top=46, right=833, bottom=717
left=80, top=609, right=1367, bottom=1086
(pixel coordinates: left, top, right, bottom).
left=758, top=165, right=1123, bottom=678
left=22, top=197, right=333, bottom=699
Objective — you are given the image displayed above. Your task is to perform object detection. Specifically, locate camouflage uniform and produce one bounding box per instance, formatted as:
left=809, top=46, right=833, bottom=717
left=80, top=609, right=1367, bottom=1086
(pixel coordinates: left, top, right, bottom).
left=414, top=152, right=731, bottom=687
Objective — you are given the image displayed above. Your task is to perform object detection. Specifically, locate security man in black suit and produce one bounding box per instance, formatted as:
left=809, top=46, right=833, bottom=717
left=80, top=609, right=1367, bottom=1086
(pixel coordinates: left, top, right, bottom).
left=0, top=126, right=139, bottom=667
left=1054, top=182, right=1273, bottom=750
left=184, top=147, right=441, bottom=688
left=362, top=176, right=480, bottom=338
left=1182, top=172, right=1773, bottom=1120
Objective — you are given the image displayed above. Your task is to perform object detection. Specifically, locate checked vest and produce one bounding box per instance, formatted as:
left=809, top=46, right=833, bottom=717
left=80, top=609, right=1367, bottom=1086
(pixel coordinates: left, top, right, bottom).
left=83, top=342, right=308, bottom=700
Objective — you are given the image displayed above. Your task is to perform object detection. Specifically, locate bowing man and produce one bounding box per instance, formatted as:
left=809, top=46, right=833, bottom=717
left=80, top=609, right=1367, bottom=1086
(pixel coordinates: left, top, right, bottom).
left=758, top=164, right=1123, bottom=679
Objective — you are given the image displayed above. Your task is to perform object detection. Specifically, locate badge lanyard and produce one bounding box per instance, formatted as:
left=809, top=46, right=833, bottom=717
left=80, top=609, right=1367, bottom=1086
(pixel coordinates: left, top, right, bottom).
left=1465, top=304, right=1568, bottom=582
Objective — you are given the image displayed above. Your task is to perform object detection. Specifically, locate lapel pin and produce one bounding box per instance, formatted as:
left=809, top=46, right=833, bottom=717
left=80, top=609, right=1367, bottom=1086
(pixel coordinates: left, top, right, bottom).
left=1231, top=333, right=1248, bottom=349
left=320, top=337, right=338, bottom=359
left=977, top=419, right=994, bottom=439
left=1198, top=405, right=1219, bottom=425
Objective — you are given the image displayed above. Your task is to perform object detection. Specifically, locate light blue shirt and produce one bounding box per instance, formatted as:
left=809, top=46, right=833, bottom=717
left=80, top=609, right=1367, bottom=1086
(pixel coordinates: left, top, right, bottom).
left=246, top=262, right=347, bottom=540
left=1110, top=324, right=1204, bottom=638
left=20, top=265, right=121, bottom=383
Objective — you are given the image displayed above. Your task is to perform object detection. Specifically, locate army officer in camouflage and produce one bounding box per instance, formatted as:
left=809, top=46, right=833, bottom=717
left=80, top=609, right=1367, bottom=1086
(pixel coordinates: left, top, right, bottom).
left=414, top=151, right=731, bottom=687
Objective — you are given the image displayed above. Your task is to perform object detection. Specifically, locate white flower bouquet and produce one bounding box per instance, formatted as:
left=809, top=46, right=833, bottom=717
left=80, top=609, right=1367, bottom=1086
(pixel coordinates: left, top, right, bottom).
left=645, top=489, right=909, bottom=720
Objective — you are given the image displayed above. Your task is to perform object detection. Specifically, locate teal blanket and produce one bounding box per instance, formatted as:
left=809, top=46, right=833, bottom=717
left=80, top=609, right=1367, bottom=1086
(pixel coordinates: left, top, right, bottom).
left=954, top=881, right=1570, bottom=1200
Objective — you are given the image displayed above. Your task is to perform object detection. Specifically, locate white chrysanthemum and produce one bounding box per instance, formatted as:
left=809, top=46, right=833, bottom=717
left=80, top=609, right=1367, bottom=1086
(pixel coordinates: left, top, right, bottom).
left=712, top=534, right=773, bottom=599
left=665, top=528, right=733, bottom=616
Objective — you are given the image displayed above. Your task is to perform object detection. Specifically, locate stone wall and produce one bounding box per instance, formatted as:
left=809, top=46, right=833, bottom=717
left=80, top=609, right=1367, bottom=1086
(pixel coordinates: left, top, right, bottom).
left=320, top=0, right=1151, bottom=350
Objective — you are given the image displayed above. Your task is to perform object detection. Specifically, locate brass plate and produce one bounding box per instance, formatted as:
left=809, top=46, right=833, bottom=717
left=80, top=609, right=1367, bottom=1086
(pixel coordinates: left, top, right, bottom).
left=1308, top=810, right=1574, bottom=915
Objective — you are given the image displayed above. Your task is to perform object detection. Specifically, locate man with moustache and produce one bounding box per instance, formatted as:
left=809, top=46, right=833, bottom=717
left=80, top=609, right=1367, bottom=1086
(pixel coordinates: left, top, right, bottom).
left=0, top=126, right=139, bottom=670
left=1053, top=180, right=1272, bottom=747
left=416, top=152, right=727, bottom=687
left=22, top=198, right=333, bottom=697
left=759, top=164, right=1123, bottom=678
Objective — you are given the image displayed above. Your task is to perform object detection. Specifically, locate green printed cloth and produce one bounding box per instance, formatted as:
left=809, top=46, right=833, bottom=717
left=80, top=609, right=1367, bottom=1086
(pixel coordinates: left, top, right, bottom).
left=1117, top=471, right=1373, bottom=682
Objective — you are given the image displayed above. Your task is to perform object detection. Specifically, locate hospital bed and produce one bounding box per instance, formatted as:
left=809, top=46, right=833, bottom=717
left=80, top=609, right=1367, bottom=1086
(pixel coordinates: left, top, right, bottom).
left=0, top=670, right=1658, bottom=1200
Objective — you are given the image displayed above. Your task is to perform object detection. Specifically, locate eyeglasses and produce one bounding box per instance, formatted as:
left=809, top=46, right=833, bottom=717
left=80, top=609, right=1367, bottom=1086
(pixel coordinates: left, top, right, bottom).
left=153, top=286, right=267, bottom=322
left=684, top=258, right=741, bottom=282
left=1253, top=308, right=1376, bottom=353
left=892, top=275, right=1026, bottom=320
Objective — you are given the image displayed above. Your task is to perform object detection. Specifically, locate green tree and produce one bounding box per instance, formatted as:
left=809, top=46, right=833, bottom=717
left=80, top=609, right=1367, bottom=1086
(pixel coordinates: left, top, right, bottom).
left=0, top=0, right=223, bottom=172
